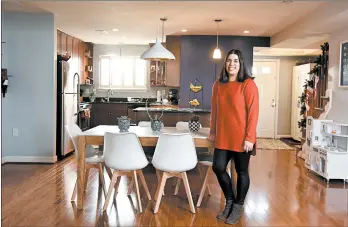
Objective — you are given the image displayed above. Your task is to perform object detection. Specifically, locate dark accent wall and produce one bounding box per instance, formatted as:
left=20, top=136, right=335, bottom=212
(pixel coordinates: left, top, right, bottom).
left=178, top=35, right=270, bottom=109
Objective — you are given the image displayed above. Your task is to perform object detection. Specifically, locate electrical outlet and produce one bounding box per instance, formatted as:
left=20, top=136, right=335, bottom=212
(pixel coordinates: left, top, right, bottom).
left=12, top=128, right=19, bottom=136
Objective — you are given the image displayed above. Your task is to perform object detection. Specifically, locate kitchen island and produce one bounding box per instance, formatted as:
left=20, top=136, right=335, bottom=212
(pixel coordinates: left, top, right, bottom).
left=133, top=107, right=211, bottom=127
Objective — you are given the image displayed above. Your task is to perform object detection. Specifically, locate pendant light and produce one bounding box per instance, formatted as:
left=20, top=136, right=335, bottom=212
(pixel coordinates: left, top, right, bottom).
left=213, top=19, right=222, bottom=59
left=141, top=18, right=175, bottom=60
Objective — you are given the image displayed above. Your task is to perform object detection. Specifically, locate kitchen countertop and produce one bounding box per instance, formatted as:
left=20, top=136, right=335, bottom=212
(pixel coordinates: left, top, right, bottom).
left=133, top=107, right=211, bottom=113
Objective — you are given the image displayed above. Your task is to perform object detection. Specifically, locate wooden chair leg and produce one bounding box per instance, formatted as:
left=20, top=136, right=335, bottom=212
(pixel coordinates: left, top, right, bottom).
left=174, top=178, right=181, bottom=195
left=154, top=172, right=168, bottom=213
left=84, top=168, right=90, bottom=191
left=198, top=164, right=212, bottom=195
left=103, top=171, right=118, bottom=211
left=98, top=163, right=107, bottom=198
left=181, top=172, right=195, bottom=213
left=127, top=176, right=134, bottom=195
left=133, top=170, right=143, bottom=213
left=138, top=170, right=152, bottom=200
left=196, top=166, right=211, bottom=207
left=156, top=169, right=165, bottom=196
left=105, top=166, right=113, bottom=179
left=71, top=180, right=77, bottom=201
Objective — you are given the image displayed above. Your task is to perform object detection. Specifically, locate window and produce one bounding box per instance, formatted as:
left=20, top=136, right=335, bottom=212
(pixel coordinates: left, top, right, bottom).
left=99, top=55, right=148, bottom=90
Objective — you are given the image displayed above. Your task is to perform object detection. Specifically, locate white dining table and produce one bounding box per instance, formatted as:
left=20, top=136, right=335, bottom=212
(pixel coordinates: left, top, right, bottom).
left=76, top=125, right=214, bottom=209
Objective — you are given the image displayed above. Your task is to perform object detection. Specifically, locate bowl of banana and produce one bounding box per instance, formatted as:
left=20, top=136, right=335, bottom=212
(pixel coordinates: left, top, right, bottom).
left=189, top=99, right=200, bottom=107
left=190, top=83, right=202, bottom=93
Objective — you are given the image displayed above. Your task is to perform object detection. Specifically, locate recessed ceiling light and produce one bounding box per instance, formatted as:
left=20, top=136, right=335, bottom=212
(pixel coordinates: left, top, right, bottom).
left=244, top=30, right=250, bottom=34
left=95, top=29, right=108, bottom=35
left=112, top=29, right=119, bottom=32
left=181, top=29, right=187, bottom=32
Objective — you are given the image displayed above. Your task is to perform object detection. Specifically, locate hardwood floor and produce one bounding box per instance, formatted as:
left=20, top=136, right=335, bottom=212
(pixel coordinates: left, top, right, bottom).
left=2, top=149, right=348, bottom=226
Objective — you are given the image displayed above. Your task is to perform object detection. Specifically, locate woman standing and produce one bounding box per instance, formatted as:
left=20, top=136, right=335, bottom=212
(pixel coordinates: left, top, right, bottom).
left=208, top=49, right=259, bottom=224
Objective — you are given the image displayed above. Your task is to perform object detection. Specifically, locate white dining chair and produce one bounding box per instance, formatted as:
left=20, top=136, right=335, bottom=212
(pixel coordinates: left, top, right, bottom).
left=176, top=121, right=189, bottom=130
left=127, top=121, right=165, bottom=196
left=138, top=121, right=151, bottom=127
left=102, top=132, right=151, bottom=213
left=195, top=152, right=232, bottom=207
left=152, top=133, right=198, bottom=214
left=66, top=124, right=111, bottom=201
left=174, top=121, right=211, bottom=193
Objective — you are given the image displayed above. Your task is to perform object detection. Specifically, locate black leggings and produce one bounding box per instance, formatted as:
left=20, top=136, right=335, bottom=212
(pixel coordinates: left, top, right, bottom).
left=212, top=148, right=251, bottom=205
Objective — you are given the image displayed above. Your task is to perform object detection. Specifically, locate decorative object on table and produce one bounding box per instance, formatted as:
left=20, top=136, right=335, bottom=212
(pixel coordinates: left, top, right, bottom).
left=117, top=116, right=131, bottom=132
left=189, top=78, right=203, bottom=110
left=150, top=114, right=163, bottom=134
left=188, top=114, right=201, bottom=133
left=145, top=97, right=164, bottom=134
left=1, top=68, right=9, bottom=98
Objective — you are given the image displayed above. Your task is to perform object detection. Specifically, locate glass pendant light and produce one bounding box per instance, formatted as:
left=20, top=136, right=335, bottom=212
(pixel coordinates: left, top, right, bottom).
left=213, top=19, right=222, bottom=59
left=141, top=18, right=175, bottom=60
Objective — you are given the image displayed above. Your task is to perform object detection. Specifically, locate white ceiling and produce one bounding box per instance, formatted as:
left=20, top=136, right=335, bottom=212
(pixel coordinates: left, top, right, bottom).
left=4, top=0, right=348, bottom=56
left=3, top=0, right=324, bottom=45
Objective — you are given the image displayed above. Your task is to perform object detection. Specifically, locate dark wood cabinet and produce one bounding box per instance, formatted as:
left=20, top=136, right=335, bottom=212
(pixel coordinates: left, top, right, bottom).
left=91, top=103, right=128, bottom=127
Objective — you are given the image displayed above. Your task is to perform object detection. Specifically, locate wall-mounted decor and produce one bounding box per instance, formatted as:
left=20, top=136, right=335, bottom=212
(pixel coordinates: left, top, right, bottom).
left=189, top=78, right=203, bottom=109
left=339, top=41, right=348, bottom=88
left=1, top=68, right=9, bottom=97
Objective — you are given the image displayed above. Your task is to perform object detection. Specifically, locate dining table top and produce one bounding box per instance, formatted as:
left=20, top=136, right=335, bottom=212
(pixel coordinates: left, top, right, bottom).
left=79, top=125, right=210, bottom=139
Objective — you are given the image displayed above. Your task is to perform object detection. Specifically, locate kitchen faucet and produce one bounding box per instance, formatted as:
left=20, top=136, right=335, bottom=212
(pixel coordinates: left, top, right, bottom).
left=107, top=89, right=113, bottom=102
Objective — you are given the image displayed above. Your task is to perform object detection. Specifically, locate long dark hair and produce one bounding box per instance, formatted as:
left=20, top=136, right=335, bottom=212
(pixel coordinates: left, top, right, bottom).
left=219, top=49, right=253, bottom=83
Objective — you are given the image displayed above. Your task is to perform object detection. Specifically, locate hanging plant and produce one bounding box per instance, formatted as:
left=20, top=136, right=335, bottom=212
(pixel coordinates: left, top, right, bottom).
left=300, top=105, right=307, bottom=115
left=299, top=92, right=306, bottom=104
left=298, top=118, right=307, bottom=131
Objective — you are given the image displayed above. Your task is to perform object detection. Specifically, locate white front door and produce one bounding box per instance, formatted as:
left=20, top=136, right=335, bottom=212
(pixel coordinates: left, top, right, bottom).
left=252, top=60, right=278, bottom=138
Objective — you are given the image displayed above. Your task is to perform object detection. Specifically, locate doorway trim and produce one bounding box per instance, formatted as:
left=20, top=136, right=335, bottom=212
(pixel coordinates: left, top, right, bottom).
left=253, top=59, right=280, bottom=139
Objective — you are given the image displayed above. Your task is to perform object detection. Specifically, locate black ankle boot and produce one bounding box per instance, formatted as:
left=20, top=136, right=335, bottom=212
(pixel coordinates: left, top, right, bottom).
left=216, top=200, right=234, bottom=219
left=225, top=203, right=244, bottom=224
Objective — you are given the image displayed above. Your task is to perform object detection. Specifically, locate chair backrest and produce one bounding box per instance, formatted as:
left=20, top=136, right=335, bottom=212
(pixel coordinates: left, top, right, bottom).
left=65, top=123, right=96, bottom=159
left=176, top=121, right=188, bottom=130
left=138, top=120, right=164, bottom=128
left=152, top=133, right=197, bottom=172
left=65, top=124, right=82, bottom=159
left=104, top=132, right=149, bottom=170
left=138, top=121, right=151, bottom=127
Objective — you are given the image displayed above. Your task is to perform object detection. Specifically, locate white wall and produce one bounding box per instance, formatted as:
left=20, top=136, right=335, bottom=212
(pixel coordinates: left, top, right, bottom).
left=327, top=27, right=348, bottom=123
left=91, top=44, right=170, bottom=98
left=254, top=56, right=314, bottom=136
left=1, top=12, right=56, bottom=163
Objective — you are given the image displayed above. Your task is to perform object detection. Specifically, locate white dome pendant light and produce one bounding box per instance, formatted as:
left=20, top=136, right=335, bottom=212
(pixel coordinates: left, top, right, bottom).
left=141, top=18, right=175, bottom=60
left=213, top=19, right=222, bottom=59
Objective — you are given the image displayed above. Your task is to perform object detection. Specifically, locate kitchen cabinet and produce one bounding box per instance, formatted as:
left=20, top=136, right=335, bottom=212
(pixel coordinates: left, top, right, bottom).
left=166, top=36, right=181, bottom=87
left=91, top=103, right=128, bottom=127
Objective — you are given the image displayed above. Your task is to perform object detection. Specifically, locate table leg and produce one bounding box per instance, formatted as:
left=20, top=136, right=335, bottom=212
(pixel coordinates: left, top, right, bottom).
left=77, top=136, right=86, bottom=209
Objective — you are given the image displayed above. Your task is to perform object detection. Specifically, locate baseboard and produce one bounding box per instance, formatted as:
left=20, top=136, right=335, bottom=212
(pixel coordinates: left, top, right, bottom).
left=1, top=156, right=58, bottom=164
left=276, top=135, right=292, bottom=139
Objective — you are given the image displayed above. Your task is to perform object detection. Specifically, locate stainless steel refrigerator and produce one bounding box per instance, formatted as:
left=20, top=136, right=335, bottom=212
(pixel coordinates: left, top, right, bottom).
left=56, top=55, right=80, bottom=160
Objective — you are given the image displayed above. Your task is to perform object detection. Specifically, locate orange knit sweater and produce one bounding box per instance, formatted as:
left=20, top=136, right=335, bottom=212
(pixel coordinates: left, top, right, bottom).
left=210, top=78, right=259, bottom=152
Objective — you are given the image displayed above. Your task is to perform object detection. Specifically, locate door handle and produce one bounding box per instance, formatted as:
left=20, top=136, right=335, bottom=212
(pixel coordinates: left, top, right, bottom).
left=271, top=99, right=276, bottom=107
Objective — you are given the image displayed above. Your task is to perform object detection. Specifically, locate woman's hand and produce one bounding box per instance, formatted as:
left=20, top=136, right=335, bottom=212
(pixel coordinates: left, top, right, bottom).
left=208, top=134, right=216, bottom=141
left=244, top=141, right=254, bottom=152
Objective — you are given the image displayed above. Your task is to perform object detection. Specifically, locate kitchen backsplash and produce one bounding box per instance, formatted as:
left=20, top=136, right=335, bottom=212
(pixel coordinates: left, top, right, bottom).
left=80, top=85, right=177, bottom=99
